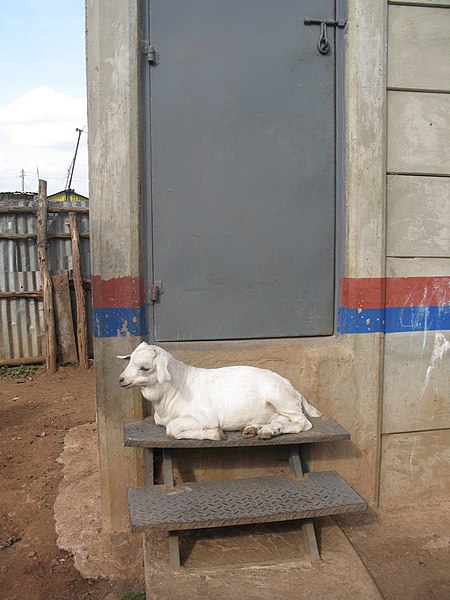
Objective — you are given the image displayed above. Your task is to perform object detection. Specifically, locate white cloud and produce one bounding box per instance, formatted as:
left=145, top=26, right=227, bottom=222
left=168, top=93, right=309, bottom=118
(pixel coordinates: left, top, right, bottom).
left=0, top=87, right=88, bottom=196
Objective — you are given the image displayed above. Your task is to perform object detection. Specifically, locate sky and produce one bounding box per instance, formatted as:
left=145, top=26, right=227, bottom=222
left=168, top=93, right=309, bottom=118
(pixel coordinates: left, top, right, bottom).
left=0, top=1, right=88, bottom=196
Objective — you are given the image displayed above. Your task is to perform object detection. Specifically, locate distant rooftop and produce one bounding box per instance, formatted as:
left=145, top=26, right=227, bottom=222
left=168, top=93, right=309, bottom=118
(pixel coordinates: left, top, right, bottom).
left=0, top=189, right=89, bottom=206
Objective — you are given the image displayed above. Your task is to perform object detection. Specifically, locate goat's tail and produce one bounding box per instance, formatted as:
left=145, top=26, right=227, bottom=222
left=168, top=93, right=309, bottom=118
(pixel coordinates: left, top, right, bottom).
left=299, top=393, right=322, bottom=418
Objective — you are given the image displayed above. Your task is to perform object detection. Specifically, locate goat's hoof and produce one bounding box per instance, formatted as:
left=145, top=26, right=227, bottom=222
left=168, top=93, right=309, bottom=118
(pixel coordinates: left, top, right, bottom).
left=258, top=431, right=274, bottom=440
left=243, top=426, right=257, bottom=438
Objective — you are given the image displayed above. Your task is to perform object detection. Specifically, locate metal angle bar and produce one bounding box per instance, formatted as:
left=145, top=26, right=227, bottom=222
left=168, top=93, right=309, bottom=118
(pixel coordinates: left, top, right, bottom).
left=162, top=449, right=175, bottom=488
left=288, top=446, right=304, bottom=477
left=162, top=449, right=181, bottom=569
left=288, top=446, right=321, bottom=560
left=144, top=448, right=154, bottom=486
left=302, top=519, right=320, bottom=560
left=168, top=531, right=181, bottom=570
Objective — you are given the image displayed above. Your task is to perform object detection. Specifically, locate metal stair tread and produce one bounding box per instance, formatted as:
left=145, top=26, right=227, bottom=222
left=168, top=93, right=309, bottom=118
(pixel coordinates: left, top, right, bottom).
left=127, top=471, right=367, bottom=532
left=124, top=415, right=349, bottom=448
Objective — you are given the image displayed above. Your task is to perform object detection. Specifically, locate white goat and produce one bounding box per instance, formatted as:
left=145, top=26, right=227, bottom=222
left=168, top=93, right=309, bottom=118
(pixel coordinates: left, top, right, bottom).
left=118, top=342, right=322, bottom=441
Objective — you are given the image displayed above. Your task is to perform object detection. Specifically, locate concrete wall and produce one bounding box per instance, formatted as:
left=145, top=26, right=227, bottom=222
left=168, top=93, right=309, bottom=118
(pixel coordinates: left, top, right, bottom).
left=86, top=0, right=446, bottom=531
left=380, top=1, right=450, bottom=508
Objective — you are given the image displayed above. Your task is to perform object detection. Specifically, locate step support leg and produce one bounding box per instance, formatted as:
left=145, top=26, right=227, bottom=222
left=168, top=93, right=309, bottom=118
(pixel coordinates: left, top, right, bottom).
left=168, top=531, right=182, bottom=570
left=302, top=519, right=320, bottom=560
left=289, top=446, right=321, bottom=560
left=162, top=449, right=182, bottom=569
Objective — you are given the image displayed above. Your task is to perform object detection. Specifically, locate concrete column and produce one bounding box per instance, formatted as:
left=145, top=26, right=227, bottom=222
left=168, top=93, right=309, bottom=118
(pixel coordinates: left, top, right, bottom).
left=86, top=0, right=145, bottom=532
left=341, top=0, right=388, bottom=505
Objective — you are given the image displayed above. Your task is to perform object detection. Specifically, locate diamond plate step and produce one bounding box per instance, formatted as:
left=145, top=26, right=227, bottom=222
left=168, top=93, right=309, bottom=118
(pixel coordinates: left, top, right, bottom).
left=124, top=415, right=349, bottom=449
left=127, top=471, right=367, bottom=532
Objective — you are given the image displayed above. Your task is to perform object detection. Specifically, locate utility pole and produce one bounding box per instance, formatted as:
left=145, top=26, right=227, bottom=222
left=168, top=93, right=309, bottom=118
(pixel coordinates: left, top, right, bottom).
left=66, top=128, right=85, bottom=190
left=20, top=169, right=26, bottom=192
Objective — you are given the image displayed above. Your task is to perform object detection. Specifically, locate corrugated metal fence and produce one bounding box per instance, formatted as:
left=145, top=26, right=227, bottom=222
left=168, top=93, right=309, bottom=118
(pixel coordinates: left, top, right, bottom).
left=0, top=193, right=91, bottom=365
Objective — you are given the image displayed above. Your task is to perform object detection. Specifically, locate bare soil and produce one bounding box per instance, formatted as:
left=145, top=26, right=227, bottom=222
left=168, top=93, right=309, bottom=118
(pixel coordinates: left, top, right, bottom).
left=1, top=366, right=449, bottom=600
left=0, top=366, right=141, bottom=600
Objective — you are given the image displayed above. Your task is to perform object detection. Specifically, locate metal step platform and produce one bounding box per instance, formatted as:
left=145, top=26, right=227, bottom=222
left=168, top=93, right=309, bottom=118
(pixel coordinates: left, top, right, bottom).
left=124, top=415, right=350, bottom=448
left=128, top=471, right=367, bottom=532
left=124, top=415, right=367, bottom=569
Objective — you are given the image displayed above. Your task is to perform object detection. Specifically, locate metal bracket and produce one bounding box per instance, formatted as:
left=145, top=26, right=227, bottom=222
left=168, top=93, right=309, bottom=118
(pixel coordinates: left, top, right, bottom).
left=149, top=281, right=164, bottom=304
left=304, top=18, right=347, bottom=55
left=143, top=42, right=159, bottom=64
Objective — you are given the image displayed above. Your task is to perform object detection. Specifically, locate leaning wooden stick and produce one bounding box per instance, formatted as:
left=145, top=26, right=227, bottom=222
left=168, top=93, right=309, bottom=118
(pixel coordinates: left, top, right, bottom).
left=67, top=212, right=89, bottom=369
left=37, top=179, right=57, bottom=374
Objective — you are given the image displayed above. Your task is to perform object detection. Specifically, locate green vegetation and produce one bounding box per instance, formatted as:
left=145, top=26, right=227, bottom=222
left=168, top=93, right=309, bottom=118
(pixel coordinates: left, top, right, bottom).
left=0, top=364, right=40, bottom=379
left=118, top=593, right=146, bottom=600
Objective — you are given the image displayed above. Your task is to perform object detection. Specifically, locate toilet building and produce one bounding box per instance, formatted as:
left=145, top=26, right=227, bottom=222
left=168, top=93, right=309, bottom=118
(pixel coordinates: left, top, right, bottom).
left=86, top=0, right=450, bottom=532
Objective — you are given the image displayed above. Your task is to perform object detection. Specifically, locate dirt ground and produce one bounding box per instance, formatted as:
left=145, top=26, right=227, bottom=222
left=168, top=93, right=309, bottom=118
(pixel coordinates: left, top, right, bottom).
left=0, top=366, right=138, bottom=600
left=1, top=365, right=449, bottom=600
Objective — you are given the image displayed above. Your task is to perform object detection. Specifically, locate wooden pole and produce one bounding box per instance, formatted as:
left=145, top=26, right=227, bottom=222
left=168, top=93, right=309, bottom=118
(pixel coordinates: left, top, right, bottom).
left=0, top=291, right=42, bottom=299
left=0, top=356, right=46, bottom=367
left=0, top=206, right=89, bottom=215
left=36, top=180, right=57, bottom=374
left=0, top=233, right=89, bottom=240
left=67, top=212, right=89, bottom=369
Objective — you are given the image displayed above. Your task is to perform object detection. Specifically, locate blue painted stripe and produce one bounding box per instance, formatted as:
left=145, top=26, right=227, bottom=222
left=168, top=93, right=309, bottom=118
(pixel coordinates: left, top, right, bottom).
left=93, top=305, right=449, bottom=337
left=338, top=307, right=384, bottom=334
left=338, top=306, right=450, bottom=334
left=93, top=307, right=149, bottom=338
left=385, top=305, right=450, bottom=333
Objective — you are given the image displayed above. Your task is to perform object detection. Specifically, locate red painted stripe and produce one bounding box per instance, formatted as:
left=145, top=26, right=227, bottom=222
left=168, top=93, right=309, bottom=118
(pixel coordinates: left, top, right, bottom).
left=91, top=275, right=146, bottom=308
left=386, top=277, right=450, bottom=308
left=340, top=278, right=385, bottom=310
left=341, top=277, right=450, bottom=309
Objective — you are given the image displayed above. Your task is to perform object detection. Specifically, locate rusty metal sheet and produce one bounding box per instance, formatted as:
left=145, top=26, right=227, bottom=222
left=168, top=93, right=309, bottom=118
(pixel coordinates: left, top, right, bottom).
left=0, top=271, right=45, bottom=360
left=127, top=471, right=367, bottom=532
left=0, top=196, right=91, bottom=362
left=124, top=415, right=350, bottom=449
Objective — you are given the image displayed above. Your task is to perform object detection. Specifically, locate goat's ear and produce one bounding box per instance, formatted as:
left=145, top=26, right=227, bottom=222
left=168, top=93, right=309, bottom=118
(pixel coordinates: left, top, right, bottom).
left=117, top=354, right=131, bottom=360
left=155, top=354, right=171, bottom=383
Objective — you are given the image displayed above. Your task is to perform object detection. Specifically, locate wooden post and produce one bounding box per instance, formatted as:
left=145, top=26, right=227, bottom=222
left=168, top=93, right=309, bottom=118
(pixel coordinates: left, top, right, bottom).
left=67, top=212, right=89, bottom=369
left=0, top=357, right=46, bottom=367
left=37, top=179, right=57, bottom=374
left=52, top=274, right=78, bottom=365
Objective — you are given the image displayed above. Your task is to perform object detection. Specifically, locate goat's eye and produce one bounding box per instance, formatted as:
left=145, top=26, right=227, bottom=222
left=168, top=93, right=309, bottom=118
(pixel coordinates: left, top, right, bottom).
left=140, top=367, right=150, bottom=372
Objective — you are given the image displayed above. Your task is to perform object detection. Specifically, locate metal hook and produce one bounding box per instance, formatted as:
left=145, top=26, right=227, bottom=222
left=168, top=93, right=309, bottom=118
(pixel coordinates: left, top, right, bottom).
left=318, top=22, right=331, bottom=55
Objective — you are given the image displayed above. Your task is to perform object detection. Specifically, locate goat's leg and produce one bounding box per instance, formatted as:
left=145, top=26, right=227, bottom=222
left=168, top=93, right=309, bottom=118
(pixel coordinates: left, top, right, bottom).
left=278, top=420, right=309, bottom=434
left=268, top=395, right=314, bottom=433
left=243, top=424, right=264, bottom=438
left=278, top=411, right=312, bottom=432
left=257, top=415, right=291, bottom=439
left=165, top=417, right=224, bottom=441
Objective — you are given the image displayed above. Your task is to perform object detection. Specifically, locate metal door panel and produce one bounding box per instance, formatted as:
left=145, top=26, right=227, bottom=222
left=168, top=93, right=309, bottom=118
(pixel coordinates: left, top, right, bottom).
left=146, top=0, right=336, bottom=340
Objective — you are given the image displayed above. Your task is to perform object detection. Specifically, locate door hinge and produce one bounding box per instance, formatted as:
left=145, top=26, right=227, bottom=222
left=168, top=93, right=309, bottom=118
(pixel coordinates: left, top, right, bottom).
left=304, top=18, right=347, bottom=55
left=143, top=42, right=159, bottom=64
left=149, top=282, right=164, bottom=303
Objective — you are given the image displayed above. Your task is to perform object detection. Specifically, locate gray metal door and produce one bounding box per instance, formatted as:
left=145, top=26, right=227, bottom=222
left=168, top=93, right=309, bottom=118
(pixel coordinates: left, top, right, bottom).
left=144, top=0, right=338, bottom=341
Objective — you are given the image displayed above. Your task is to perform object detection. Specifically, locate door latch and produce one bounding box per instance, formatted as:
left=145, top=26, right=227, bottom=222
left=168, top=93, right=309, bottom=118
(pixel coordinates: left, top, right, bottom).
left=304, top=18, right=347, bottom=55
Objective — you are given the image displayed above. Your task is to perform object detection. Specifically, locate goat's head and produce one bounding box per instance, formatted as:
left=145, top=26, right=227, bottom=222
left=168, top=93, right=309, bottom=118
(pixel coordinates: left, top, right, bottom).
left=118, top=342, right=172, bottom=389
